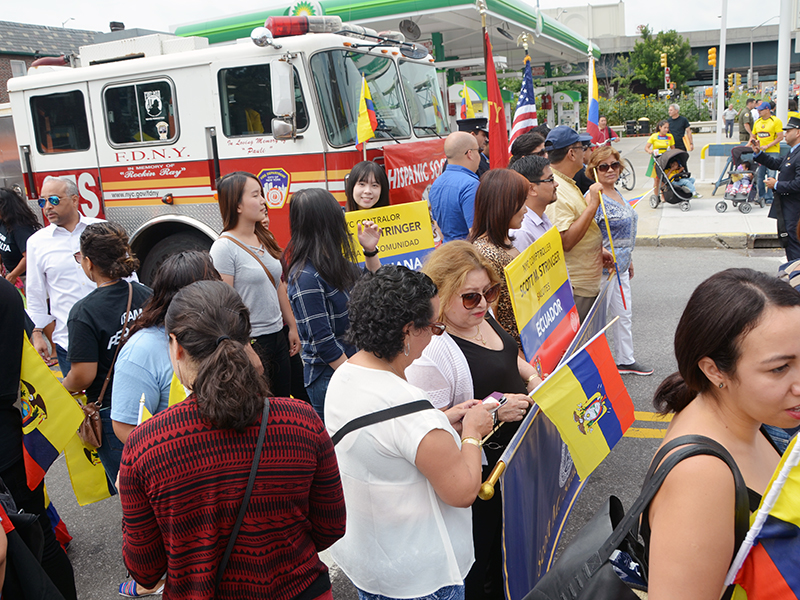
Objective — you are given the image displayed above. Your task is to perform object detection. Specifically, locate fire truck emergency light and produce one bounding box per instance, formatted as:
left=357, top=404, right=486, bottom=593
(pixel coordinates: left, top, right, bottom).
left=265, top=16, right=343, bottom=38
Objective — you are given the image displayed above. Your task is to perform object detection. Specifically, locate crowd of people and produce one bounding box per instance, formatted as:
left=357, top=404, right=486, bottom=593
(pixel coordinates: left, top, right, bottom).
left=2, top=106, right=799, bottom=600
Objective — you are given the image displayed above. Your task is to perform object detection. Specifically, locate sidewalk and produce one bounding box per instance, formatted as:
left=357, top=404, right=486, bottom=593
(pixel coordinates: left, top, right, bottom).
left=614, top=132, right=779, bottom=249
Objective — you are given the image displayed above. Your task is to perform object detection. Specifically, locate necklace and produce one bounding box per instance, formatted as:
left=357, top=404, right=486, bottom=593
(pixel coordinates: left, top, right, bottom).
left=98, top=279, right=121, bottom=288
left=380, top=357, right=405, bottom=379
left=467, top=324, right=488, bottom=346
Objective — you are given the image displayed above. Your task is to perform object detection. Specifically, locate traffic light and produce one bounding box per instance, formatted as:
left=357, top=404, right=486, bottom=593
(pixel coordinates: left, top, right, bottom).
left=728, top=73, right=734, bottom=87
left=708, top=47, right=717, bottom=68
left=735, top=73, right=741, bottom=86
left=660, top=53, right=667, bottom=68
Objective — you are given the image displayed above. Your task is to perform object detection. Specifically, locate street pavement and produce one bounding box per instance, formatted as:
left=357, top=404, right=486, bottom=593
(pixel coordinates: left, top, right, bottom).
left=44, top=241, right=789, bottom=600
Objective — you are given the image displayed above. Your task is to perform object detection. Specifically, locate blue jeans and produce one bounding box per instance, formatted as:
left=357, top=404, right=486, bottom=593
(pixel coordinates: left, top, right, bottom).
left=95, top=411, right=124, bottom=493
left=763, top=424, right=800, bottom=454
left=305, top=365, right=335, bottom=423
left=757, top=163, right=776, bottom=202
left=356, top=584, right=464, bottom=600
left=56, top=344, right=71, bottom=376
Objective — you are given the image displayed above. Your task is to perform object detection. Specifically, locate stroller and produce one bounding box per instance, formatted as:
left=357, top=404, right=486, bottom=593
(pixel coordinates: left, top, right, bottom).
left=714, top=146, right=763, bottom=214
left=649, top=149, right=693, bottom=212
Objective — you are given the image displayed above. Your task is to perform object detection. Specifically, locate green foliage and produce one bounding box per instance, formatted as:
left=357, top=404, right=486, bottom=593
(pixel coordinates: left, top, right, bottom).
left=630, top=26, right=697, bottom=92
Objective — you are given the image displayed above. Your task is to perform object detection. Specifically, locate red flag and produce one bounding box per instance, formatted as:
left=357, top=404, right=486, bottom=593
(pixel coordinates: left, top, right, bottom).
left=485, top=32, right=509, bottom=169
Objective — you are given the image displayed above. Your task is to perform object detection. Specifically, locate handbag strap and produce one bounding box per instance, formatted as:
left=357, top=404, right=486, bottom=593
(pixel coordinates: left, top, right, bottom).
left=583, top=436, right=748, bottom=579
left=220, top=234, right=278, bottom=288
left=215, top=397, right=270, bottom=593
left=96, top=282, right=133, bottom=408
left=331, top=400, right=433, bottom=446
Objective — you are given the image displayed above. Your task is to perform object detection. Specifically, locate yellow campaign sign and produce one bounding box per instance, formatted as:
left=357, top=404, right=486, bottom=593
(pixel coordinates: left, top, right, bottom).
left=64, top=434, right=112, bottom=506
left=503, top=227, right=578, bottom=374
left=345, top=200, right=435, bottom=271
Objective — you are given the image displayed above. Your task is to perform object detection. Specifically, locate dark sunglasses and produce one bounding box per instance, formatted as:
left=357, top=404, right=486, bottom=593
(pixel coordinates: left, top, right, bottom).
left=533, top=176, right=556, bottom=184
left=461, top=283, right=501, bottom=310
left=427, top=322, right=446, bottom=336
left=531, top=149, right=547, bottom=157
left=596, top=161, right=621, bottom=173
left=38, top=195, right=61, bottom=208
left=73, top=251, right=82, bottom=263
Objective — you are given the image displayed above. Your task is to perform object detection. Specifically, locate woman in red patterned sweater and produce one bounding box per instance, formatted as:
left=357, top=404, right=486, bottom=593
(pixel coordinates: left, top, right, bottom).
left=118, top=280, right=345, bottom=600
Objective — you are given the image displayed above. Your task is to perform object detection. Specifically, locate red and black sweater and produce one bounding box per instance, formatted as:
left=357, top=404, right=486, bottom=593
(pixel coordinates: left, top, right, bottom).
left=120, top=395, right=345, bottom=600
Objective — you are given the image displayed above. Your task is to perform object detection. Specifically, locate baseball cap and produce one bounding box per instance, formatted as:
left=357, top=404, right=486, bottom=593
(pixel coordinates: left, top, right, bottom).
left=755, top=101, right=771, bottom=111
left=544, top=125, right=593, bottom=151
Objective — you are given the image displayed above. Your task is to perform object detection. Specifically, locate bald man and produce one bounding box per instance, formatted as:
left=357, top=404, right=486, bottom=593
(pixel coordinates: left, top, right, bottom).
left=429, top=131, right=482, bottom=242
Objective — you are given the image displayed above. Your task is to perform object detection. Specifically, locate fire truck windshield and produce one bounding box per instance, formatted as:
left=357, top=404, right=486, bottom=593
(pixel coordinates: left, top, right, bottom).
left=310, top=49, right=411, bottom=147
left=398, top=60, right=449, bottom=138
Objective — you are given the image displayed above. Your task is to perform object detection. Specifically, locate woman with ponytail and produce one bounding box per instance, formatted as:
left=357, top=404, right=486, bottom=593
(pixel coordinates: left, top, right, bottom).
left=119, top=280, right=345, bottom=600
left=645, top=268, right=800, bottom=600
left=61, top=222, right=151, bottom=484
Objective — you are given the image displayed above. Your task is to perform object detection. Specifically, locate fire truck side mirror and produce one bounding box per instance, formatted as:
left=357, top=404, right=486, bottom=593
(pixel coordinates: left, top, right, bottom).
left=271, top=60, right=297, bottom=140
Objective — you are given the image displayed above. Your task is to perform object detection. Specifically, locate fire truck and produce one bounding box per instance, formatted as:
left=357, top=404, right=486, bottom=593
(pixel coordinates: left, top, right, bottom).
left=6, top=16, right=448, bottom=282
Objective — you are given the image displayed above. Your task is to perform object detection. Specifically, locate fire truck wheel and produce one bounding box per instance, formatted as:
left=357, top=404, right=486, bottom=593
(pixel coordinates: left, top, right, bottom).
left=139, top=232, right=211, bottom=285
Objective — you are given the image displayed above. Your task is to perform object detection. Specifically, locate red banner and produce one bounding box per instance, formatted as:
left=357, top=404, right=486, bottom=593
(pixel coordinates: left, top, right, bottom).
left=485, top=32, right=509, bottom=169
left=383, top=138, right=446, bottom=205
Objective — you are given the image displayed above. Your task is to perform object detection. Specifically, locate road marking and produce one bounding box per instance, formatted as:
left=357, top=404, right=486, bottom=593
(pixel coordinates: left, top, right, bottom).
left=634, top=411, right=672, bottom=422
left=624, top=427, right=667, bottom=439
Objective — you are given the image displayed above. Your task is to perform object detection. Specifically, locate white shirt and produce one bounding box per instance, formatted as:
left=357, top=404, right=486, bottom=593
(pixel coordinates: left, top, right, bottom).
left=25, top=215, right=104, bottom=349
left=325, top=362, right=474, bottom=597
left=510, top=207, right=554, bottom=253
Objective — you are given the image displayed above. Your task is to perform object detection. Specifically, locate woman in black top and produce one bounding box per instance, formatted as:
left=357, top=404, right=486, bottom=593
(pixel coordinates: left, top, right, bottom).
left=0, top=187, right=41, bottom=288
left=61, top=222, right=151, bottom=485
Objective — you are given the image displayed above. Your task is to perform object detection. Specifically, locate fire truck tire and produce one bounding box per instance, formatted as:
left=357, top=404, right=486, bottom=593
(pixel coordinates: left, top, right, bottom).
left=139, top=232, right=211, bottom=285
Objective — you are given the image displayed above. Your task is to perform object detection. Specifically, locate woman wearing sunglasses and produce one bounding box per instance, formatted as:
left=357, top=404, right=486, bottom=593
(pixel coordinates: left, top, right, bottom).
left=507, top=132, right=546, bottom=167
left=326, top=265, right=493, bottom=600
left=586, top=146, right=652, bottom=376
left=407, top=241, right=541, bottom=600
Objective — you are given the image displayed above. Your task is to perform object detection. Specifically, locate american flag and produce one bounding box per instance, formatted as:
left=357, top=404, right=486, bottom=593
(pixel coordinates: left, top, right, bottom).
left=509, top=56, right=538, bottom=149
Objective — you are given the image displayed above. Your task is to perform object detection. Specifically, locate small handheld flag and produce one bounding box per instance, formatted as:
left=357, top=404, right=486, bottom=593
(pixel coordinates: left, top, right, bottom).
left=355, top=75, right=377, bottom=156
left=460, top=82, right=475, bottom=119
left=586, top=56, right=601, bottom=143
left=593, top=168, right=627, bottom=310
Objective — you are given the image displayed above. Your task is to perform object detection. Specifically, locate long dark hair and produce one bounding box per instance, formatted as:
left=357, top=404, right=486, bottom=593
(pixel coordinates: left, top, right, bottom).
left=0, top=188, right=42, bottom=233
left=654, top=268, right=800, bottom=414
left=469, top=169, right=528, bottom=249
left=284, top=188, right=359, bottom=291
left=126, top=250, right=221, bottom=339
left=217, top=171, right=282, bottom=259
left=345, top=161, right=390, bottom=212
left=165, top=280, right=269, bottom=432
left=508, top=132, right=546, bottom=167
left=80, top=222, right=138, bottom=279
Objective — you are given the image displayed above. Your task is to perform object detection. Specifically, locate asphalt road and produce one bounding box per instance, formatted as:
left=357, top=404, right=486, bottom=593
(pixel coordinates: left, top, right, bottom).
left=43, top=245, right=787, bottom=600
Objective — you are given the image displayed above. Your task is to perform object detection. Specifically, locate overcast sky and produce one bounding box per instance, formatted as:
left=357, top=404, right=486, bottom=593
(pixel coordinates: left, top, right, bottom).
left=3, top=0, right=784, bottom=37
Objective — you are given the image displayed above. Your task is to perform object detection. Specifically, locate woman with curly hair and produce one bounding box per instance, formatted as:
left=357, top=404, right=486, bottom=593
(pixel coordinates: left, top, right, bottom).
left=345, top=161, right=390, bottom=211
left=325, top=265, right=493, bottom=600
left=0, top=187, right=41, bottom=287
left=61, top=222, right=151, bottom=484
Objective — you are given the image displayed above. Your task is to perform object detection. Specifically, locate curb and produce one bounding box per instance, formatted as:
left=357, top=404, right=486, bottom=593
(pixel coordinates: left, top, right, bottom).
left=637, top=232, right=780, bottom=249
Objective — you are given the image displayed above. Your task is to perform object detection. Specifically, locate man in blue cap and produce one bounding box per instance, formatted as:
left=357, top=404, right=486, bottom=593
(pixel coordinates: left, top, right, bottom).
left=456, top=117, right=490, bottom=177
left=750, top=116, right=800, bottom=260
left=752, top=101, right=784, bottom=205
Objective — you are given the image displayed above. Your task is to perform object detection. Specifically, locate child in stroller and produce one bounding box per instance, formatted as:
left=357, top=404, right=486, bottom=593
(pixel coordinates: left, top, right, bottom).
left=714, top=146, right=761, bottom=214
left=665, top=156, right=699, bottom=197
left=650, top=149, right=693, bottom=211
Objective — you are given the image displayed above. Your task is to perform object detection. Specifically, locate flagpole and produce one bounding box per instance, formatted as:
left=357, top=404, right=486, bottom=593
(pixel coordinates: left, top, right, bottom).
left=593, top=167, right=627, bottom=310
left=478, top=0, right=488, bottom=80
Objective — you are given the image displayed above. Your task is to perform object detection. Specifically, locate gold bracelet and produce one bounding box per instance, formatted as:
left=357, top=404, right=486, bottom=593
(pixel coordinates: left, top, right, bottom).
left=526, top=374, right=537, bottom=384
left=461, top=436, right=482, bottom=448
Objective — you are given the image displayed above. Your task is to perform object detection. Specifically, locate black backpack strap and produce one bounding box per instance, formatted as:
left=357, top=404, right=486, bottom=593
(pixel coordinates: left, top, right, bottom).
left=332, top=400, right=434, bottom=446
left=583, top=437, right=749, bottom=580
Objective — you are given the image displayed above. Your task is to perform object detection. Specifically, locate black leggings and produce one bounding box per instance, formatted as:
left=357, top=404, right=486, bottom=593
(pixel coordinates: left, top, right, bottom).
left=252, top=330, right=292, bottom=397
left=1, top=458, right=77, bottom=600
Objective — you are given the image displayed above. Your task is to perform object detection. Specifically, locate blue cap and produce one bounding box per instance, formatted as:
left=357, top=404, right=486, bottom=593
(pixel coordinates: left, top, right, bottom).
left=544, top=125, right=593, bottom=151
left=756, top=101, right=771, bottom=111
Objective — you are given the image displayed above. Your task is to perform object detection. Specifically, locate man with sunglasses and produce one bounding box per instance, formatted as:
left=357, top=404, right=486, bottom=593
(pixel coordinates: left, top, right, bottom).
left=544, top=126, right=609, bottom=322
left=429, top=132, right=482, bottom=242
left=508, top=155, right=558, bottom=252
left=26, top=176, right=104, bottom=373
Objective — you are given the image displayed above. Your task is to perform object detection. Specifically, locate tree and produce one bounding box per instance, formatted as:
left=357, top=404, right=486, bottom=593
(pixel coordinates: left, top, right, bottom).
left=630, top=25, right=697, bottom=92
left=611, top=55, right=636, bottom=101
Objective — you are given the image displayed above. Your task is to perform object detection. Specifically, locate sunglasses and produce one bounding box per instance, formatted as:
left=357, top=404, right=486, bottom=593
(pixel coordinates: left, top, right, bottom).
left=73, top=251, right=82, bottom=263
left=38, top=195, right=62, bottom=208
left=461, top=283, right=501, bottom=310
left=532, top=149, right=547, bottom=157
left=427, top=322, right=446, bottom=336
left=533, top=176, right=556, bottom=184
left=596, top=161, right=621, bottom=173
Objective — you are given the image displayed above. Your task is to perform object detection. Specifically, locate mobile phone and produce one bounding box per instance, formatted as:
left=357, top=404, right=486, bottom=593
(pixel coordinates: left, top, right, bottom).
left=482, top=392, right=507, bottom=413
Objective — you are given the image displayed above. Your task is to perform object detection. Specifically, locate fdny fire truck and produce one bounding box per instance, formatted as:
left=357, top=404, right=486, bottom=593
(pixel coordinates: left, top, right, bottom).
left=7, top=15, right=448, bottom=281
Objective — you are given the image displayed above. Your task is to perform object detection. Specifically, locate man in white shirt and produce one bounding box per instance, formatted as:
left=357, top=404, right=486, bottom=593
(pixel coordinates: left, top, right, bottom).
left=508, top=154, right=558, bottom=252
left=27, top=176, right=103, bottom=374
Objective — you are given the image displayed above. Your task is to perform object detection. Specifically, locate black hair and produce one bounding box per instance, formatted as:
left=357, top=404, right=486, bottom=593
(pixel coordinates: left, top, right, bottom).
left=165, top=280, right=269, bottom=431
left=509, top=154, right=550, bottom=183
left=126, top=251, right=221, bottom=339
left=547, top=145, right=571, bottom=164
left=285, top=188, right=359, bottom=291
left=654, top=268, right=800, bottom=414
left=790, top=99, right=798, bottom=112
left=346, top=265, right=438, bottom=360
left=508, top=132, right=546, bottom=166
left=345, top=161, right=390, bottom=211
left=80, top=221, right=138, bottom=279
left=0, top=188, right=42, bottom=233
left=216, top=171, right=281, bottom=259
left=533, top=124, right=551, bottom=138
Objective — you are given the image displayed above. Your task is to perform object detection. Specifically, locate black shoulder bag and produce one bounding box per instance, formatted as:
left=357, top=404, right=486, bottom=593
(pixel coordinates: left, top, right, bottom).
left=331, top=400, right=434, bottom=446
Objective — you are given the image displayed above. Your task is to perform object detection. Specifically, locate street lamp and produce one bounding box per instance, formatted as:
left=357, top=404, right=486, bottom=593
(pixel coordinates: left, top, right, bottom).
left=750, top=15, right=779, bottom=87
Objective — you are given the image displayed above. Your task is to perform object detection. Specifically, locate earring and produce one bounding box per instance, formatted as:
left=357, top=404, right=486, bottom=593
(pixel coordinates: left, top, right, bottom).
left=719, top=382, right=724, bottom=388
left=404, top=341, right=410, bottom=357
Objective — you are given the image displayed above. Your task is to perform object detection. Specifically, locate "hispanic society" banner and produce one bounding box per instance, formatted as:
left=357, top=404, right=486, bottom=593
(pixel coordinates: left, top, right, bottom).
left=504, top=226, right=579, bottom=375
left=346, top=200, right=436, bottom=271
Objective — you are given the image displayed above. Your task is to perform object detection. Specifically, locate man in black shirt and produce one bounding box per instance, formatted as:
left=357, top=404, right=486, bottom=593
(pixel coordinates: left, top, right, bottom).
left=668, top=104, right=694, bottom=152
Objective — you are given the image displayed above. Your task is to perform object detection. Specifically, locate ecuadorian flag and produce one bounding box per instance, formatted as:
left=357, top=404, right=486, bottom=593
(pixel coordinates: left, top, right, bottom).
left=355, top=75, right=377, bottom=150
left=586, top=56, right=601, bottom=143
left=460, top=81, right=475, bottom=119
left=732, top=434, right=800, bottom=599
left=532, top=329, right=634, bottom=480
